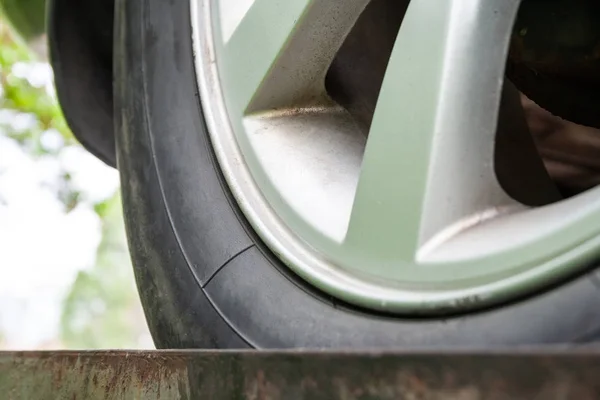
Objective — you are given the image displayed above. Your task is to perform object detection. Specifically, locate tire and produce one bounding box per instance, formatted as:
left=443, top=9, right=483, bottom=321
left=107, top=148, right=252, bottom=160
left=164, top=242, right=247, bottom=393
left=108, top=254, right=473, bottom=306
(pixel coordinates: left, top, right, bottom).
left=49, top=0, right=116, bottom=167
left=114, top=0, right=600, bottom=348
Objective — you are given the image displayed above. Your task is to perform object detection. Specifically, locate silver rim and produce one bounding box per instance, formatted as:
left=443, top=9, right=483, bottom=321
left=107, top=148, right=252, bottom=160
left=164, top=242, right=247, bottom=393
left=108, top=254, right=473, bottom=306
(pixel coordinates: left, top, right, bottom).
left=191, top=0, right=600, bottom=314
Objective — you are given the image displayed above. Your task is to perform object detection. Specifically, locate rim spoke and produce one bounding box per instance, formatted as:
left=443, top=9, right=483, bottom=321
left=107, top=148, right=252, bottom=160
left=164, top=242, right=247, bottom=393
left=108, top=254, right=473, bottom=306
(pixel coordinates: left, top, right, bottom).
left=344, top=0, right=524, bottom=269
left=197, top=0, right=600, bottom=311
left=221, top=0, right=369, bottom=113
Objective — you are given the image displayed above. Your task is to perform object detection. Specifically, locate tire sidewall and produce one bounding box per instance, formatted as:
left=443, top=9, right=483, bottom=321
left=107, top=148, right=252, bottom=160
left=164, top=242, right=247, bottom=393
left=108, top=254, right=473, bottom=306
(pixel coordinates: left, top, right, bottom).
left=115, top=0, right=600, bottom=348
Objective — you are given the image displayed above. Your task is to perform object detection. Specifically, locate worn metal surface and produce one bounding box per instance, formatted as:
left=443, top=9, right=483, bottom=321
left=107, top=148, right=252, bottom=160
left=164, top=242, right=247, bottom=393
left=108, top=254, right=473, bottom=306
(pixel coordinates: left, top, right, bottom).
left=2, top=350, right=600, bottom=399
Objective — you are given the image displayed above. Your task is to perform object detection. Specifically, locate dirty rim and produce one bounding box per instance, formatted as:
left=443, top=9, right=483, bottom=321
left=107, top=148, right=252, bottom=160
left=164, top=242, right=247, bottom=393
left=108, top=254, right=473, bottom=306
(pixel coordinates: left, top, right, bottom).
left=190, top=0, right=600, bottom=314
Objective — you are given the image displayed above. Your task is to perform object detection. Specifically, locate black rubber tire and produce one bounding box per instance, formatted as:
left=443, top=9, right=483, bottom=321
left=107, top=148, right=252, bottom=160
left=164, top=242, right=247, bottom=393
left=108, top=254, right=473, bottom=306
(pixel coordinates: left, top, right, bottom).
left=49, top=0, right=116, bottom=167
left=114, top=0, right=600, bottom=349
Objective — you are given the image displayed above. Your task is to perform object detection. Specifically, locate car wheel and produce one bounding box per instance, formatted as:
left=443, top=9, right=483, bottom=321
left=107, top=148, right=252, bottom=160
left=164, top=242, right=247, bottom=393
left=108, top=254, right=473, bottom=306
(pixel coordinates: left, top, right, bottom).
left=114, top=0, right=600, bottom=348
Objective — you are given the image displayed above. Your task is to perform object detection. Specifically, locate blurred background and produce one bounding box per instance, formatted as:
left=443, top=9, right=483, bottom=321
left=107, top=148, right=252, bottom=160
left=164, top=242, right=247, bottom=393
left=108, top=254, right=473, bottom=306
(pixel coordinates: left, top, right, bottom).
left=0, top=12, right=152, bottom=349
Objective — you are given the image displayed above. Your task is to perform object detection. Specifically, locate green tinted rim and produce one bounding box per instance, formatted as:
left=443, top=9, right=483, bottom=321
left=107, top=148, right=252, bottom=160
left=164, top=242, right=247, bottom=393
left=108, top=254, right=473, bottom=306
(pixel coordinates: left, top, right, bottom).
left=191, top=0, right=600, bottom=314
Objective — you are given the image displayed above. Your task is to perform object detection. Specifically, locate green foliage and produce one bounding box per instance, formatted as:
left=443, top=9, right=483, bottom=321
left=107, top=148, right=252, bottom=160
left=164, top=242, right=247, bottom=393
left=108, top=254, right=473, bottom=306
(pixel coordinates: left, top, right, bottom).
left=0, top=17, right=149, bottom=349
left=0, top=20, right=73, bottom=150
left=60, top=194, right=144, bottom=349
left=0, top=21, right=79, bottom=212
left=0, top=0, right=46, bottom=41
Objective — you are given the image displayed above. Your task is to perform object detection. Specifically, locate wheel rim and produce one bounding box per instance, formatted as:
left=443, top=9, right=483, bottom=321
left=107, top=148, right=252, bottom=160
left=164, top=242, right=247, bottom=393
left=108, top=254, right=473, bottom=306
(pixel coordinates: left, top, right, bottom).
left=191, top=0, right=600, bottom=314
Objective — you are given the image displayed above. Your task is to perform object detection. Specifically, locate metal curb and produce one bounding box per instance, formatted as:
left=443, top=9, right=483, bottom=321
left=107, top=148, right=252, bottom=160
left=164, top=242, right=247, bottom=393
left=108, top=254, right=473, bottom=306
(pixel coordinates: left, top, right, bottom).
left=2, top=349, right=600, bottom=399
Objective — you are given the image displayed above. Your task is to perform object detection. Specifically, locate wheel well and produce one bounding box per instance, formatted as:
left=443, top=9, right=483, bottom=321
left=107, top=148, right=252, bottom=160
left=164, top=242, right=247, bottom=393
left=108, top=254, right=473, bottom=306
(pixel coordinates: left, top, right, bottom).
left=48, top=0, right=116, bottom=167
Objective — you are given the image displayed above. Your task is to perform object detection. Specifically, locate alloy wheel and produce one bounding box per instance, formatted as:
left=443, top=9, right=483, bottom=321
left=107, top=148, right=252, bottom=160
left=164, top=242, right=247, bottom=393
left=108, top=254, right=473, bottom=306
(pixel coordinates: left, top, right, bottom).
left=191, top=0, right=600, bottom=314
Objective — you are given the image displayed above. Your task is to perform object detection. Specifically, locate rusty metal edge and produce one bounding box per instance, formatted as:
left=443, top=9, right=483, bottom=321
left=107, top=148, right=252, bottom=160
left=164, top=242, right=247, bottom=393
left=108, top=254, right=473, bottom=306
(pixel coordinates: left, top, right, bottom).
left=2, top=349, right=600, bottom=399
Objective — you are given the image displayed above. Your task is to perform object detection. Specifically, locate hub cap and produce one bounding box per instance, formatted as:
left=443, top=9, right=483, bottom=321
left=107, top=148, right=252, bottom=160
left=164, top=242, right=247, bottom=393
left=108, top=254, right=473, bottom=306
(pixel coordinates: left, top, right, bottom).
left=191, top=0, right=600, bottom=314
